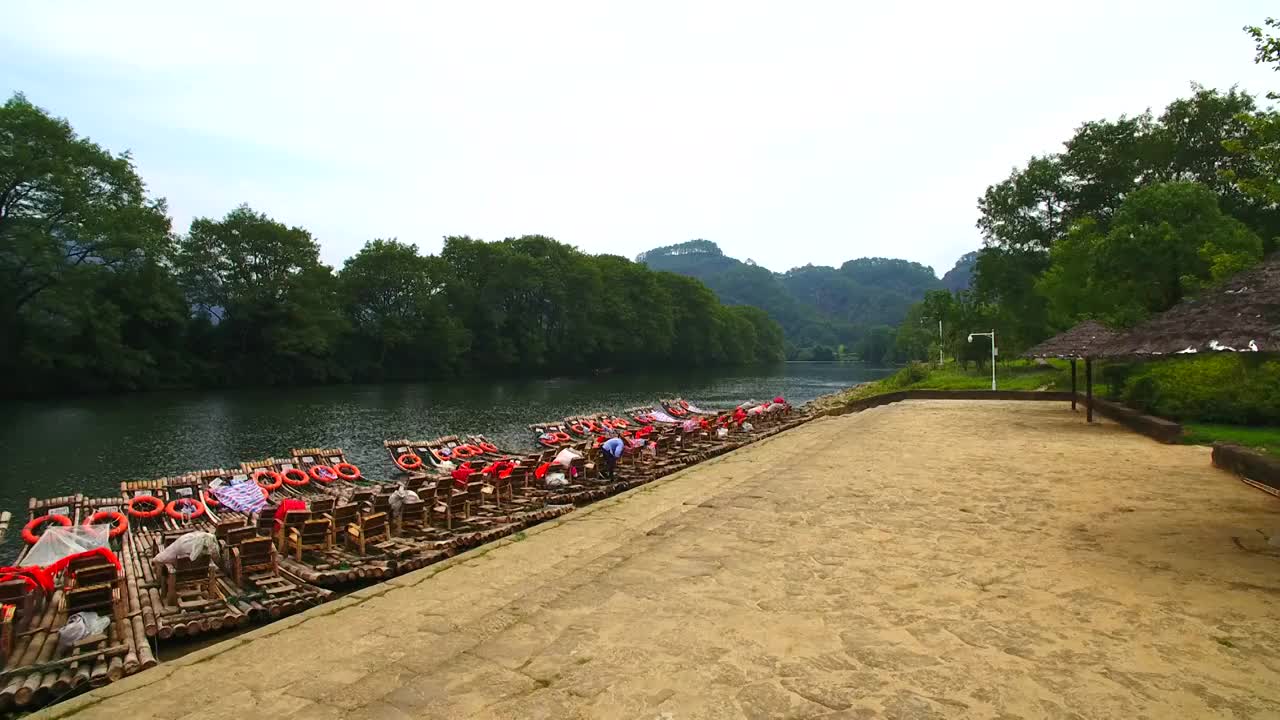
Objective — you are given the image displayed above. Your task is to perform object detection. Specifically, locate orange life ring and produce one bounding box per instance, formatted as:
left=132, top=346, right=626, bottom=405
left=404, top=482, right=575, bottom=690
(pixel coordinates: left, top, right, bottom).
left=22, top=514, right=71, bottom=545
left=255, top=470, right=284, bottom=491
left=613, top=418, right=630, bottom=427
left=453, top=446, right=475, bottom=458
left=165, top=498, right=205, bottom=520
left=308, top=465, right=337, bottom=483
left=281, top=468, right=310, bottom=486
left=126, top=495, right=165, bottom=520
left=397, top=453, right=423, bottom=471
left=538, top=435, right=559, bottom=448
left=82, top=511, right=129, bottom=538
left=480, top=441, right=499, bottom=453
left=585, top=420, right=599, bottom=432
left=334, top=462, right=361, bottom=480
left=571, top=424, right=585, bottom=435
left=552, top=431, right=571, bottom=442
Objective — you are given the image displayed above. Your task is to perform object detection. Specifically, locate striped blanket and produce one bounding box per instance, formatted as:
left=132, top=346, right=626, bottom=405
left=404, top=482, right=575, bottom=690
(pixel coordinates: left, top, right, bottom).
left=212, top=481, right=268, bottom=514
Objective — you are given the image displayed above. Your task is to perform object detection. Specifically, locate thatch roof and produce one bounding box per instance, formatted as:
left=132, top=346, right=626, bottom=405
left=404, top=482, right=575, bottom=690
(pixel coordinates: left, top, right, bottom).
left=1022, top=320, right=1121, bottom=359
left=1102, top=255, right=1280, bottom=357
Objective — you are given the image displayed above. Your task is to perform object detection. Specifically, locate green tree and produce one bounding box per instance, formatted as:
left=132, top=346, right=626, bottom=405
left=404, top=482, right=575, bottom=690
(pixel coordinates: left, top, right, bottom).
left=0, top=93, right=178, bottom=393
left=338, top=239, right=468, bottom=380
left=1037, top=182, right=1262, bottom=326
left=175, top=205, right=346, bottom=385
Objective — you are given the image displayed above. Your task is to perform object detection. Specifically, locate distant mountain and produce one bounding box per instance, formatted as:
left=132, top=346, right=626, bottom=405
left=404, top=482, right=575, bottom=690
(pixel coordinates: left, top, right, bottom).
left=941, top=251, right=978, bottom=292
left=637, top=240, right=945, bottom=351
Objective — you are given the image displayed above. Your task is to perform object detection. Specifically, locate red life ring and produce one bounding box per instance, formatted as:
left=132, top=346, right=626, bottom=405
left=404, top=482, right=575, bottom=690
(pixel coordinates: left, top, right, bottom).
left=255, top=470, right=284, bottom=491
left=396, top=453, right=423, bottom=471
left=571, top=424, right=585, bottom=435
left=82, top=511, right=129, bottom=538
left=538, top=435, right=559, bottom=448
left=308, top=465, right=337, bottom=483
left=21, top=514, right=71, bottom=545
left=480, top=442, right=499, bottom=453
left=282, top=468, right=310, bottom=486
left=202, top=490, right=220, bottom=508
left=126, top=495, right=165, bottom=519
left=334, top=462, right=361, bottom=480
left=165, top=498, right=205, bottom=520
left=585, top=420, right=599, bottom=432
left=613, top=418, right=631, bottom=427
left=552, top=431, right=571, bottom=442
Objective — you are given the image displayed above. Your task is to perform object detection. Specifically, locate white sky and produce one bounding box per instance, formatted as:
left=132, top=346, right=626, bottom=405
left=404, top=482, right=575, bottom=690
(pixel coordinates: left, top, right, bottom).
left=3, top=1, right=1276, bottom=276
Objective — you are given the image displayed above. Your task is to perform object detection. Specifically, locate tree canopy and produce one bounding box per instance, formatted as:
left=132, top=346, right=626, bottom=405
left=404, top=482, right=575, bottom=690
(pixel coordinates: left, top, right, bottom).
left=891, top=22, right=1280, bottom=365
left=0, top=96, right=784, bottom=396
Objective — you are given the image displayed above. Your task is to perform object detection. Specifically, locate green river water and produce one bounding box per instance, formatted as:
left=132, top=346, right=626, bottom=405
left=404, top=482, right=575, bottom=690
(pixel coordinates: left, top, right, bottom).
left=0, top=362, right=889, bottom=545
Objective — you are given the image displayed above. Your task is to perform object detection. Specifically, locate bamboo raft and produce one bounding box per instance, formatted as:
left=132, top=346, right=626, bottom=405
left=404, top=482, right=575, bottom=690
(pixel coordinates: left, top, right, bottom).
left=3, top=400, right=804, bottom=713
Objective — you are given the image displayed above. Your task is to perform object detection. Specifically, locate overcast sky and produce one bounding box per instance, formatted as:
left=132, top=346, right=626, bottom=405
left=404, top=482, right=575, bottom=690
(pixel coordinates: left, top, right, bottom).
left=3, top=2, right=1276, bottom=277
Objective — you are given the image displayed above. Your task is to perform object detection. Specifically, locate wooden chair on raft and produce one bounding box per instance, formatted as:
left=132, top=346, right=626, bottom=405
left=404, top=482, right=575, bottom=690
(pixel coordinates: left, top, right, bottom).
left=64, top=554, right=125, bottom=623
left=284, top=516, right=334, bottom=562
left=346, top=512, right=389, bottom=555
left=326, top=503, right=360, bottom=547
left=274, top=509, right=310, bottom=551
left=0, top=580, right=39, bottom=638
left=157, top=554, right=217, bottom=610
left=430, top=477, right=469, bottom=529
left=397, top=499, right=429, bottom=535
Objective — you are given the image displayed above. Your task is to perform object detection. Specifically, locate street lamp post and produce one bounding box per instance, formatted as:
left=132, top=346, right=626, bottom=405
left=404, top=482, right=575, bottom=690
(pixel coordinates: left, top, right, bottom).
left=922, top=317, right=945, bottom=366
left=937, top=319, right=944, bottom=366
left=967, top=330, right=997, bottom=390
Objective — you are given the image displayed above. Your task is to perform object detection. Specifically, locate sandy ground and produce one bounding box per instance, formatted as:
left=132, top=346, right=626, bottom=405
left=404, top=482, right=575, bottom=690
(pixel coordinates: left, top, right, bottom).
left=35, top=400, right=1280, bottom=720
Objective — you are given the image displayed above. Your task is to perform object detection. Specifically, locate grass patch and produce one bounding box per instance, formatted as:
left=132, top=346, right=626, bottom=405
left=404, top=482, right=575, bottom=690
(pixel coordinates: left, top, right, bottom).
left=1183, top=423, right=1280, bottom=455
left=821, top=360, right=1071, bottom=408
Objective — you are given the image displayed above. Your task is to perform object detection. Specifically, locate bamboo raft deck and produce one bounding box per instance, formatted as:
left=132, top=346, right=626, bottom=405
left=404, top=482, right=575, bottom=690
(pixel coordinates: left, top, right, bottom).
left=3, top=403, right=807, bottom=714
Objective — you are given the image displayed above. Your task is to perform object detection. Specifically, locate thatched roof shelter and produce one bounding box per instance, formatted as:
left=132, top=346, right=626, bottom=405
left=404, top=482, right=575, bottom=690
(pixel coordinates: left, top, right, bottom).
left=1103, top=255, right=1280, bottom=357
left=1022, top=320, right=1120, bottom=360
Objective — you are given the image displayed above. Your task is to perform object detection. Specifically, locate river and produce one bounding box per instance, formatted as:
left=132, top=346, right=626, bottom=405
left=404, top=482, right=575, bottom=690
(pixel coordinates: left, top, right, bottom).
left=0, top=361, right=888, bottom=537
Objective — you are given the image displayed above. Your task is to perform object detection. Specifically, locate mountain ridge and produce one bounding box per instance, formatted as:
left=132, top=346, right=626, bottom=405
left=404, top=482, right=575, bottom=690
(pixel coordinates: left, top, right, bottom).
left=637, top=240, right=974, bottom=354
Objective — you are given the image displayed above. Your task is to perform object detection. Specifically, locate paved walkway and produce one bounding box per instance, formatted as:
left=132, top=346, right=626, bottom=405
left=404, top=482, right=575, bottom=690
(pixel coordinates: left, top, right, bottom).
left=37, top=401, right=1280, bottom=719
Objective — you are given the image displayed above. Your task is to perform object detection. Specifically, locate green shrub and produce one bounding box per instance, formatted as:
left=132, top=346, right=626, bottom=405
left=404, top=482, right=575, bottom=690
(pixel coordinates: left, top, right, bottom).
left=885, top=362, right=931, bottom=389
left=1121, top=355, right=1280, bottom=424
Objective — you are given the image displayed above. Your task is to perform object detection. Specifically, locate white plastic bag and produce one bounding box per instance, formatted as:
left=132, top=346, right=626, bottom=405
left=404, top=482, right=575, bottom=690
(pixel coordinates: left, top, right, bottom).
left=437, top=460, right=456, bottom=472
left=553, top=448, right=583, bottom=467
left=546, top=472, right=569, bottom=487
left=716, top=427, right=729, bottom=439
left=25, top=526, right=109, bottom=569
left=154, top=531, right=218, bottom=565
left=58, top=611, right=111, bottom=650
left=741, top=422, right=754, bottom=433
left=389, top=487, right=421, bottom=515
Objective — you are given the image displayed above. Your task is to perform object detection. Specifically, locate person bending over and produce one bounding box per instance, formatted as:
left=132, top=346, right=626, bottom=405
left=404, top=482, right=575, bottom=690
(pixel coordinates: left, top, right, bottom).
left=601, top=436, right=625, bottom=479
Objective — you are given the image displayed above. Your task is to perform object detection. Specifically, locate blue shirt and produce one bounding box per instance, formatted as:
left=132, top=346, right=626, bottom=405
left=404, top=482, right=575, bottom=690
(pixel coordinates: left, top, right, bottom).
left=602, top=438, right=624, bottom=458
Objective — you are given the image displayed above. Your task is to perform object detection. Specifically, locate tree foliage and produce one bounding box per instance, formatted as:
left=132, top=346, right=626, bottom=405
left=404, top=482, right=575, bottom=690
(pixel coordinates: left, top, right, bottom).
left=0, top=96, right=783, bottom=396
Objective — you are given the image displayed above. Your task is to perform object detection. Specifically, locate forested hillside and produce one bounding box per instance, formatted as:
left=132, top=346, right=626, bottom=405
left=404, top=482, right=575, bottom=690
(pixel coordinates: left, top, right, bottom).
left=638, top=240, right=969, bottom=360
left=0, top=95, right=784, bottom=397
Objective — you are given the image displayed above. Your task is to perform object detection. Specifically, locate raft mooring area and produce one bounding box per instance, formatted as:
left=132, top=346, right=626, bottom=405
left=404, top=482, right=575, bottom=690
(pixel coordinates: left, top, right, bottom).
left=35, top=400, right=1280, bottom=719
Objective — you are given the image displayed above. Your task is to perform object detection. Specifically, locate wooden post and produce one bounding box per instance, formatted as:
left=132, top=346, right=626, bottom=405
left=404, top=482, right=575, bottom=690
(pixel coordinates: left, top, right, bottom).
left=1070, top=359, right=1077, bottom=411
left=1085, top=357, right=1094, bottom=423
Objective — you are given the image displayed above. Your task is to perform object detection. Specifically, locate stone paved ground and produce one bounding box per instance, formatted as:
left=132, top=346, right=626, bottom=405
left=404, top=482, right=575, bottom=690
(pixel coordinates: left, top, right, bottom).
left=35, top=401, right=1280, bottom=719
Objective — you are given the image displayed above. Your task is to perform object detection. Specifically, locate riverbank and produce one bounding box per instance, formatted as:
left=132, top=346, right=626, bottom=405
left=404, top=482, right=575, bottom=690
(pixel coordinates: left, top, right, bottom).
left=37, top=400, right=1280, bottom=719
